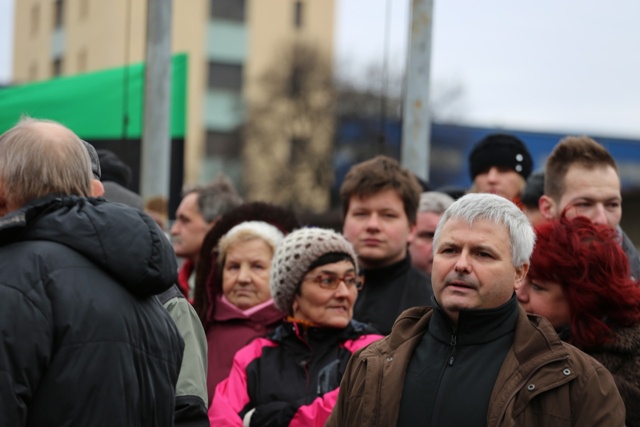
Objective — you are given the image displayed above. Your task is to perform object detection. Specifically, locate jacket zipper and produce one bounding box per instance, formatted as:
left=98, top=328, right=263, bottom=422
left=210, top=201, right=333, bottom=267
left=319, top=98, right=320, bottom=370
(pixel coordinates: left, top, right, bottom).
left=448, top=333, right=457, bottom=366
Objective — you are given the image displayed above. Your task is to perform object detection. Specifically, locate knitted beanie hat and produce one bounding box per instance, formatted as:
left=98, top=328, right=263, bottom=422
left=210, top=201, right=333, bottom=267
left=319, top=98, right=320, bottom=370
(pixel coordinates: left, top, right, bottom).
left=469, top=133, right=533, bottom=180
left=270, top=227, right=358, bottom=314
left=218, top=221, right=285, bottom=263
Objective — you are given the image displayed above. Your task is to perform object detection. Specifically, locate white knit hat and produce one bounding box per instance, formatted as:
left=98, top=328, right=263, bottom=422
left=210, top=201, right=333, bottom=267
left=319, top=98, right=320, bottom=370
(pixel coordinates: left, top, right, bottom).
left=218, top=221, right=285, bottom=262
left=270, top=227, right=358, bottom=314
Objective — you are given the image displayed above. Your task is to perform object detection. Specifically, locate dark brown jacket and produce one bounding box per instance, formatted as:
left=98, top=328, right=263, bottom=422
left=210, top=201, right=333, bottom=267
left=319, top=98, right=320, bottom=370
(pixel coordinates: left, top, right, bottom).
left=326, top=305, right=625, bottom=427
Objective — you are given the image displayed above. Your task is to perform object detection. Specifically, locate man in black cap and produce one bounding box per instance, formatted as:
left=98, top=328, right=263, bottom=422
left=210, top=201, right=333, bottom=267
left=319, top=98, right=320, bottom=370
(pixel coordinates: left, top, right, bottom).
left=468, top=133, right=533, bottom=205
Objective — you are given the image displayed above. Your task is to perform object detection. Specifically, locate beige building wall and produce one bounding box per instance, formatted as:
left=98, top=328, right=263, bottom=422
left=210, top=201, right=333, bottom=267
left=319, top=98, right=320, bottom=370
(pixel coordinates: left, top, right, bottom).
left=12, top=0, right=334, bottom=193
left=246, top=0, right=335, bottom=103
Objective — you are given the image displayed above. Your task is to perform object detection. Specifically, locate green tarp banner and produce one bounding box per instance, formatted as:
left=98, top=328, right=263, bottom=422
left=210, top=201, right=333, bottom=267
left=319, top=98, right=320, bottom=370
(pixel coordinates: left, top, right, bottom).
left=0, top=53, right=187, bottom=139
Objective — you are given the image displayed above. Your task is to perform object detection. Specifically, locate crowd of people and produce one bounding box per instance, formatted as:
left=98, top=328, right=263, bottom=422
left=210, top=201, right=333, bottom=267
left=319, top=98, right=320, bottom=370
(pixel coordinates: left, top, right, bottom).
left=1, top=118, right=638, bottom=426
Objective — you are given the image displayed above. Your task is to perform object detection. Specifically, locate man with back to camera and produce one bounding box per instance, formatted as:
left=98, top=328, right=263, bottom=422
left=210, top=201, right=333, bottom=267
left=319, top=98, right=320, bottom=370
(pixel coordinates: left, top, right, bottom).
left=83, top=141, right=210, bottom=427
left=327, top=193, right=625, bottom=426
left=172, top=175, right=242, bottom=301
left=538, top=135, right=640, bottom=278
left=0, top=117, right=183, bottom=426
left=409, top=191, right=454, bottom=276
left=340, top=155, right=433, bottom=335
left=468, top=133, right=533, bottom=205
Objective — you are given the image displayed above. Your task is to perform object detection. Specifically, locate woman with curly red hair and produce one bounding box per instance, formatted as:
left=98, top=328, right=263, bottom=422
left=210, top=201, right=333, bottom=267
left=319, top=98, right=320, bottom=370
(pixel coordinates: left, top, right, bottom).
left=516, top=216, right=640, bottom=426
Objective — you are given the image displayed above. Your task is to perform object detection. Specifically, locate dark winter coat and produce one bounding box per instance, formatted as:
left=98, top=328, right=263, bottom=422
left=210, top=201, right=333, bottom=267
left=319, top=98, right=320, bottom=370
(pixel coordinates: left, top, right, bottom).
left=0, top=195, right=184, bottom=427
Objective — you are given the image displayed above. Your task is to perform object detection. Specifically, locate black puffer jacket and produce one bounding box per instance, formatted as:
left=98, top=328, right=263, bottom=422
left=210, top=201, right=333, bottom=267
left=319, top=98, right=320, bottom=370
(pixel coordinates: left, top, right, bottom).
left=0, top=195, right=184, bottom=427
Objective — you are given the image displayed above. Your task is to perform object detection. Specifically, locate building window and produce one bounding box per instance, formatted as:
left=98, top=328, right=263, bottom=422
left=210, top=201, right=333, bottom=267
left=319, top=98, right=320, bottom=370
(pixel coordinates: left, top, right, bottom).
left=210, top=0, right=245, bottom=21
left=208, top=62, right=243, bottom=91
left=52, top=57, right=64, bottom=77
left=54, top=0, right=64, bottom=29
left=205, top=130, right=241, bottom=159
left=30, top=4, right=40, bottom=36
left=294, top=1, right=304, bottom=29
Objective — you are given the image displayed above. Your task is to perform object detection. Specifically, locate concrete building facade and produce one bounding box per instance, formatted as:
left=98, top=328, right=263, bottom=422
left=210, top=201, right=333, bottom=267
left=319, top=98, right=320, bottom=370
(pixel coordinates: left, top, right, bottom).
left=12, top=0, right=335, bottom=196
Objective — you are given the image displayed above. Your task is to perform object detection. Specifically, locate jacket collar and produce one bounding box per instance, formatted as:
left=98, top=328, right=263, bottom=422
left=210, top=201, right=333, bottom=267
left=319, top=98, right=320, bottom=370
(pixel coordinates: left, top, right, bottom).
left=429, top=295, right=519, bottom=345
left=361, top=255, right=412, bottom=283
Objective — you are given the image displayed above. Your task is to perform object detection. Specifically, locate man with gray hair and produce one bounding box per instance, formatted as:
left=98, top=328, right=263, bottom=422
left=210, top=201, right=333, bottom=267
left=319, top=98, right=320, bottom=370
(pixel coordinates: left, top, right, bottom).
left=171, top=175, right=242, bottom=301
left=0, top=118, right=183, bottom=426
left=409, top=191, right=454, bottom=276
left=328, top=193, right=624, bottom=426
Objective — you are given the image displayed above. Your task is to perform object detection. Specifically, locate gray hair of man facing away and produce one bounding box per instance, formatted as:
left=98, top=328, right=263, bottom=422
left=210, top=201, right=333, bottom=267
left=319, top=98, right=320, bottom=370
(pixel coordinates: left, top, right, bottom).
left=418, top=191, right=455, bottom=214
left=0, top=117, right=93, bottom=211
left=433, top=193, right=536, bottom=268
left=182, top=173, right=243, bottom=224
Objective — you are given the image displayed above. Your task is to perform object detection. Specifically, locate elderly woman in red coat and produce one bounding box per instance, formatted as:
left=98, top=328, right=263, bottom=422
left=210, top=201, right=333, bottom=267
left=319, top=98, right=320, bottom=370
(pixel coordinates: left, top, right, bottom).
left=193, top=202, right=300, bottom=402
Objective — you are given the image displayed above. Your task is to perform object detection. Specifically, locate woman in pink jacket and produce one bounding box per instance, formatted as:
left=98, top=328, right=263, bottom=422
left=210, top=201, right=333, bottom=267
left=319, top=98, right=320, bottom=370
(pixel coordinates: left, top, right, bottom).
left=209, top=227, right=382, bottom=426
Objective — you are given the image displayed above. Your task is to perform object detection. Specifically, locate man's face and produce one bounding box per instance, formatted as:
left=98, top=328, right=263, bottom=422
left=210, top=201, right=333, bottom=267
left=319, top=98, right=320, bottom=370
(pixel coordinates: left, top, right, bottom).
left=170, top=192, right=212, bottom=263
left=409, top=211, right=442, bottom=275
left=432, top=218, right=527, bottom=326
left=544, top=164, right=621, bottom=228
left=473, top=166, right=525, bottom=200
left=342, top=188, right=414, bottom=269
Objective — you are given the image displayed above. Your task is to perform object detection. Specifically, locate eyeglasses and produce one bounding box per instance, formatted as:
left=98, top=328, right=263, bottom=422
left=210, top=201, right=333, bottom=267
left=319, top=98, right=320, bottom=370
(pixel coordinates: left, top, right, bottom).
left=305, top=273, right=364, bottom=291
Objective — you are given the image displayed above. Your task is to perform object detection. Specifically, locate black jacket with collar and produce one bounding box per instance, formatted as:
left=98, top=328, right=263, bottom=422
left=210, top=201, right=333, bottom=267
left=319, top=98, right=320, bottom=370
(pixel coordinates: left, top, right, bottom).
left=0, top=195, right=184, bottom=426
left=354, top=255, right=433, bottom=335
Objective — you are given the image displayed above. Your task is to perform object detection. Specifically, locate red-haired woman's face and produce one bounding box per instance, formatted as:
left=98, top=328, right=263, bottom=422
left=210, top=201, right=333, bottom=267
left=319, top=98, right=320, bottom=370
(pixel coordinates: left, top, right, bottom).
left=516, top=277, right=570, bottom=328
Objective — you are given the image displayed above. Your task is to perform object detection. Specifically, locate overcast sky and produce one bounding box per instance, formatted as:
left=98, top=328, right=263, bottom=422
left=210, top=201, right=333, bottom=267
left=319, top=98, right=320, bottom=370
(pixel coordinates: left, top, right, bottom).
left=2, top=0, right=639, bottom=138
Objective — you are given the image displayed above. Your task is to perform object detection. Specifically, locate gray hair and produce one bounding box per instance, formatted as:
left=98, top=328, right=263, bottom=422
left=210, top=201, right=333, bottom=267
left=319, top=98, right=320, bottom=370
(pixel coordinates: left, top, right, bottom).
left=433, top=193, right=535, bottom=268
left=418, top=191, right=454, bottom=214
left=183, top=173, right=242, bottom=224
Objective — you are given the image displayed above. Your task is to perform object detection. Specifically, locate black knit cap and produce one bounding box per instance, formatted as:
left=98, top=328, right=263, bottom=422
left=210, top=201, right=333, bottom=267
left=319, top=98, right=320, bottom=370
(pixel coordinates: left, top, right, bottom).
left=468, top=133, right=533, bottom=180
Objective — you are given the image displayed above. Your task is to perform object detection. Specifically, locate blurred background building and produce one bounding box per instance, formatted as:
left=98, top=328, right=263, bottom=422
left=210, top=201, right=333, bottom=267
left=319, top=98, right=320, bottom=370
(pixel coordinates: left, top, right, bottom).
left=11, top=0, right=335, bottom=211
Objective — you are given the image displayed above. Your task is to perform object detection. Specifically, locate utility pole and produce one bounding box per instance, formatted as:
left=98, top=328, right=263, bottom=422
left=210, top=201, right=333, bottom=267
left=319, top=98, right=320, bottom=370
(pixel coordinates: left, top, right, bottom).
left=141, top=0, right=172, bottom=203
left=401, top=0, right=434, bottom=182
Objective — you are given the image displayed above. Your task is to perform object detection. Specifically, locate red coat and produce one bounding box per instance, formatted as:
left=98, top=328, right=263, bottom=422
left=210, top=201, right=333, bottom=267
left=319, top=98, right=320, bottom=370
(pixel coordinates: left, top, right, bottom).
left=206, top=296, right=284, bottom=403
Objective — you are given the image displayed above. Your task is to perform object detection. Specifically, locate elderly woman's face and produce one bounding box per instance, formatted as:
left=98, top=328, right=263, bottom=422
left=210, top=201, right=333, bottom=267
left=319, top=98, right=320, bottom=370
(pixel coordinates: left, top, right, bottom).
left=292, top=260, right=358, bottom=329
left=222, top=238, right=274, bottom=310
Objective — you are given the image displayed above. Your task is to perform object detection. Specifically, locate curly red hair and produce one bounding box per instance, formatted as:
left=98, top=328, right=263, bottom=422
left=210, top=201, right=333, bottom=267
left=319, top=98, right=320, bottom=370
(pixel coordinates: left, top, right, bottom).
left=529, top=216, right=640, bottom=349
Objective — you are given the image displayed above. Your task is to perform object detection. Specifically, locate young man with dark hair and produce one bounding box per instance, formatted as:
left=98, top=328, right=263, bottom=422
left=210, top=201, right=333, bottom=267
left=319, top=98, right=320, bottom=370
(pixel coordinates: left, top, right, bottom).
left=340, top=155, right=433, bottom=335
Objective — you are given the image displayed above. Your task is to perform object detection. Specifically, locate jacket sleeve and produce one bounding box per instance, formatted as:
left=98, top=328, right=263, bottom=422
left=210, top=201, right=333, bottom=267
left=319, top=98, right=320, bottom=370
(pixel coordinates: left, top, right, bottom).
left=245, top=390, right=338, bottom=427
left=324, top=349, right=361, bottom=427
left=611, top=373, right=640, bottom=426
left=0, top=282, right=52, bottom=427
left=208, top=338, right=276, bottom=427
left=572, top=364, right=627, bottom=426
left=161, top=288, right=209, bottom=427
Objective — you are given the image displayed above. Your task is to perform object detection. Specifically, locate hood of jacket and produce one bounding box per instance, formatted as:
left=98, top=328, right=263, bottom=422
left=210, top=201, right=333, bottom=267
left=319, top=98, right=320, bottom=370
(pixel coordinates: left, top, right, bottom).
left=0, top=194, right=177, bottom=296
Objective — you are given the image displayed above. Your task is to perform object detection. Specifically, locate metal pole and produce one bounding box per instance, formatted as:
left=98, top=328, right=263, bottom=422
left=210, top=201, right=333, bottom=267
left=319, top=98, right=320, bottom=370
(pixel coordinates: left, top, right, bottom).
left=141, top=0, right=172, bottom=203
left=401, top=0, right=434, bottom=182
